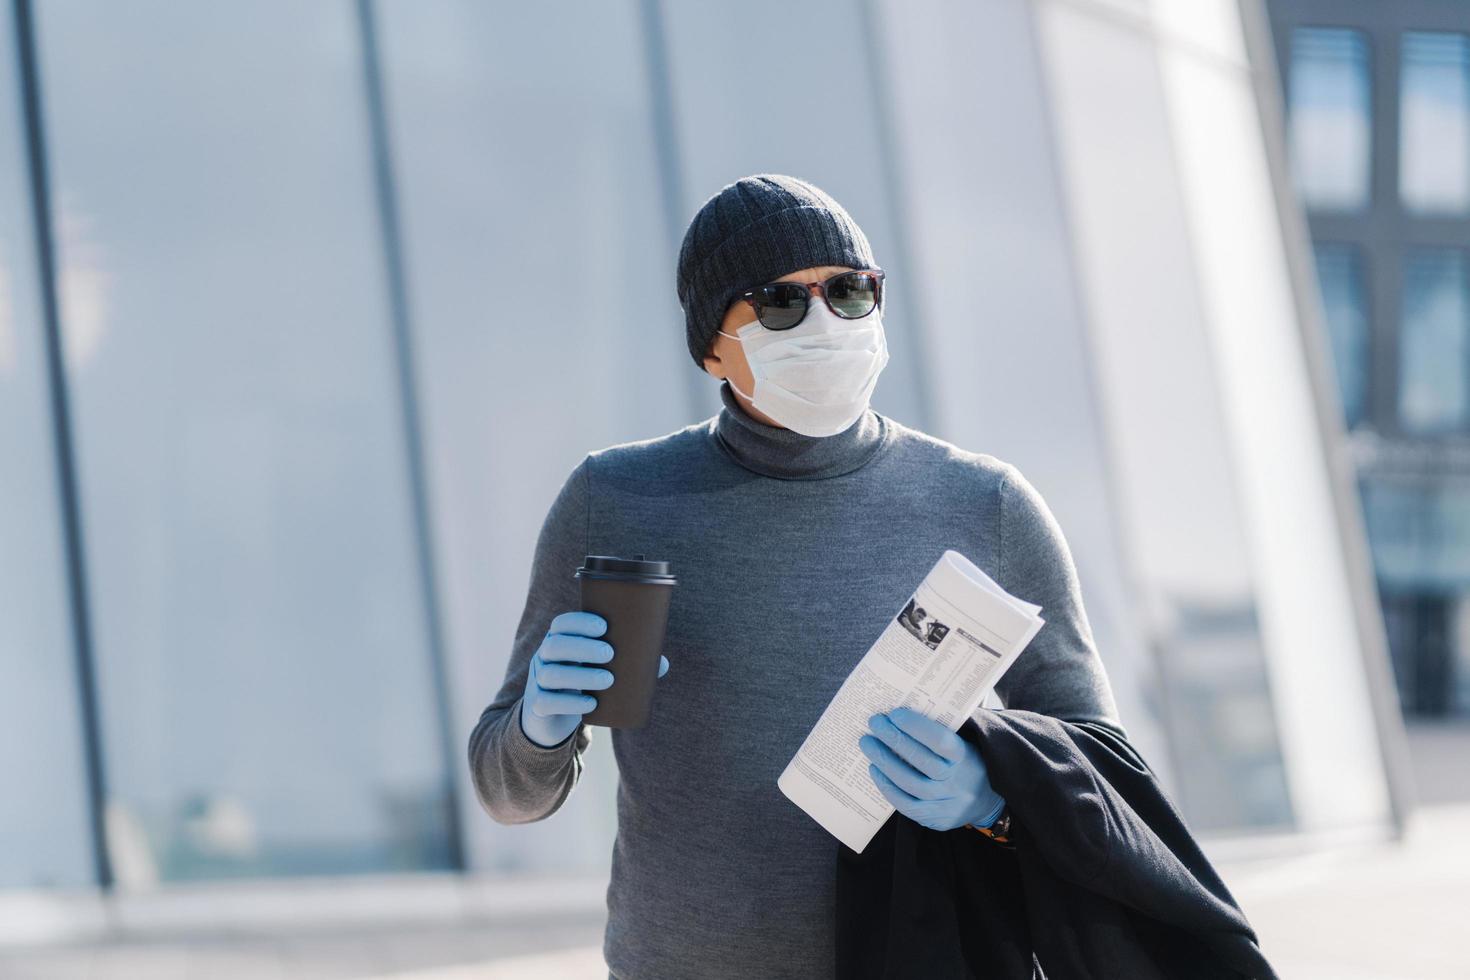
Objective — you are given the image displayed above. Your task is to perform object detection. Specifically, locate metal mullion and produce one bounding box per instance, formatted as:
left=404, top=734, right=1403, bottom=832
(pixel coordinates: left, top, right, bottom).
left=1387, top=216, right=1470, bottom=247
left=636, top=0, right=706, bottom=420
left=1369, top=20, right=1404, bottom=438
left=354, top=0, right=464, bottom=872
left=1269, top=0, right=1377, bottom=28
left=1270, top=0, right=1468, bottom=32
left=1306, top=213, right=1373, bottom=241
left=1389, top=3, right=1470, bottom=34
left=1250, top=0, right=1418, bottom=833
left=10, top=0, right=113, bottom=890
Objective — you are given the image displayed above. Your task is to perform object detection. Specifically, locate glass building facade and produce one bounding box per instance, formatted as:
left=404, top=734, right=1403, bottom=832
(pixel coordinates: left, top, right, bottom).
left=1, top=0, right=1405, bottom=936
left=1272, top=0, right=1470, bottom=717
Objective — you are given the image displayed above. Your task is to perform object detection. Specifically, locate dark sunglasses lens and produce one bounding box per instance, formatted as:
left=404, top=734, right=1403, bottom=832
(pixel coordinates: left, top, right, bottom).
left=755, top=282, right=809, bottom=330
left=827, top=273, right=878, bottom=318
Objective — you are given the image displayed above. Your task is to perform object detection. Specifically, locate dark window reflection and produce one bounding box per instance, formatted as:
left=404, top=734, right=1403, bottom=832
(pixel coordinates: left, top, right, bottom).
left=1361, top=476, right=1470, bottom=716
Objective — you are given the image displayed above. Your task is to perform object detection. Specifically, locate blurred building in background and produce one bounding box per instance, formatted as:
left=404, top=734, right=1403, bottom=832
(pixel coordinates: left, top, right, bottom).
left=0, top=0, right=1411, bottom=946
left=1271, top=0, right=1470, bottom=719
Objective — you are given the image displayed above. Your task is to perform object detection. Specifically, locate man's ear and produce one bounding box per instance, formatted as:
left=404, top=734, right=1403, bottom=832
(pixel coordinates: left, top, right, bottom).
left=702, top=349, right=724, bottom=378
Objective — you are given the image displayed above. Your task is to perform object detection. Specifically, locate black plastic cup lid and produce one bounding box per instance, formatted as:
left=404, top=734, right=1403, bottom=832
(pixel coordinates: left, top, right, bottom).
left=577, top=554, right=676, bottom=582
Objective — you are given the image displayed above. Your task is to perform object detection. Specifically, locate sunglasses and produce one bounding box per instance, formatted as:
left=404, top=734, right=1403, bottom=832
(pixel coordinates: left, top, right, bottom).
left=739, top=267, right=885, bottom=331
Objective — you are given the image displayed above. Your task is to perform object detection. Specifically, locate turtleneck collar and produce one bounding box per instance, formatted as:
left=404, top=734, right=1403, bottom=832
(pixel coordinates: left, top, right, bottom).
left=710, top=379, right=890, bottom=480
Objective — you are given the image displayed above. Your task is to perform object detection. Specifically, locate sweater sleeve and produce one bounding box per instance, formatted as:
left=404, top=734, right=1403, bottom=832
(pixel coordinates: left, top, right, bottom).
left=991, top=462, right=1127, bottom=739
left=466, top=454, right=595, bottom=824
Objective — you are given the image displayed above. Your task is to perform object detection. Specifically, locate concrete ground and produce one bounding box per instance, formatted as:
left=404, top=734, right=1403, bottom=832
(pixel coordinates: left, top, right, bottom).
left=1227, top=801, right=1470, bottom=980
left=0, top=914, right=610, bottom=980
left=1218, top=717, right=1470, bottom=980
left=2, top=721, right=1465, bottom=979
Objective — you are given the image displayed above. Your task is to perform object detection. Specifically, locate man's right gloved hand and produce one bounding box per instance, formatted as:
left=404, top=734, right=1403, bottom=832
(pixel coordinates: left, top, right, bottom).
left=519, top=610, right=671, bottom=748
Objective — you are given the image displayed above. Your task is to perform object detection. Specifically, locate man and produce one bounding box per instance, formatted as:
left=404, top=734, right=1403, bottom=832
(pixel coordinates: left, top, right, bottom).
left=467, top=173, right=1123, bottom=979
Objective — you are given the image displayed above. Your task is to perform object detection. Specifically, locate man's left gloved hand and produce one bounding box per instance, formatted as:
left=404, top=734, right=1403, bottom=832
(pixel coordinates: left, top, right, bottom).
left=859, top=706, right=1006, bottom=832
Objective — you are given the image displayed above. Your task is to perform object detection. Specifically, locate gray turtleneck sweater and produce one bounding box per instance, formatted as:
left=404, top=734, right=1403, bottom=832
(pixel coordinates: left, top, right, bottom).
left=467, top=380, right=1125, bottom=980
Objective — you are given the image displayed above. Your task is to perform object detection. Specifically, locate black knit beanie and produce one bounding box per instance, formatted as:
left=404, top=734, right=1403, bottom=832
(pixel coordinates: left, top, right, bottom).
left=677, top=174, right=876, bottom=372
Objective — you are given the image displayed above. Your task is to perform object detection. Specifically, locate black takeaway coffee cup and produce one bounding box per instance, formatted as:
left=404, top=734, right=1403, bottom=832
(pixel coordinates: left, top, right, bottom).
left=575, top=554, right=677, bottom=728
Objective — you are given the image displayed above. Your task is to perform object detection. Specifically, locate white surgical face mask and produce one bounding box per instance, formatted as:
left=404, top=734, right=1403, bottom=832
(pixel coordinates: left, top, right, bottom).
left=717, top=296, right=889, bottom=437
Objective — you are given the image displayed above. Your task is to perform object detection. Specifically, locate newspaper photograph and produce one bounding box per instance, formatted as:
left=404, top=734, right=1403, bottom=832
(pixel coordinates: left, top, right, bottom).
left=777, top=549, right=1046, bottom=853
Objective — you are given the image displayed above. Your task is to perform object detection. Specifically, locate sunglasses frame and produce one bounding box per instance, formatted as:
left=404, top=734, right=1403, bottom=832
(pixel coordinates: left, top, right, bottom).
left=739, top=267, right=885, bottom=331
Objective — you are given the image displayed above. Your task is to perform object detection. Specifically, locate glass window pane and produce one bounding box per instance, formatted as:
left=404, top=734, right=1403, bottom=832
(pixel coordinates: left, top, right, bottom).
left=35, top=0, right=454, bottom=884
left=1361, top=478, right=1430, bottom=589
left=0, top=6, right=95, bottom=889
left=1035, top=12, right=1295, bottom=831
left=1400, top=31, right=1470, bottom=214
left=1288, top=28, right=1372, bottom=211
left=1360, top=480, right=1470, bottom=715
left=374, top=0, right=694, bottom=874
left=1399, top=248, right=1470, bottom=434
left=1311, top=243, right=1370, bottom=428
left=1361, top=476, right=1470, bottom=588
left=660, top=0, right=926, bottom=426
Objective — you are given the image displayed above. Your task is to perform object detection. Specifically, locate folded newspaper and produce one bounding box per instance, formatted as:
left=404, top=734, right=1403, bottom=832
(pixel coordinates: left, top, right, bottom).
left=777, top=548, right=1045, bottom=853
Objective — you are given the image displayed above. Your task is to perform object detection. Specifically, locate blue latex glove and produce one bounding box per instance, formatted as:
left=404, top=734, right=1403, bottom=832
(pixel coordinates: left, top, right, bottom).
left=859, top=706, right=1006, bottom=831
left=519, top=610, right=670, bottom=748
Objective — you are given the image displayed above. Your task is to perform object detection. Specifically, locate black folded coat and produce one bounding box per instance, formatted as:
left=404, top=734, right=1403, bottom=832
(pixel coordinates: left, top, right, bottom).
left=834, top=709, right=1280, bottom=979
